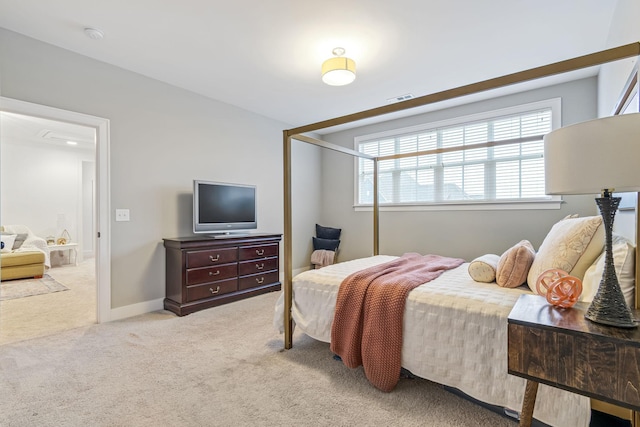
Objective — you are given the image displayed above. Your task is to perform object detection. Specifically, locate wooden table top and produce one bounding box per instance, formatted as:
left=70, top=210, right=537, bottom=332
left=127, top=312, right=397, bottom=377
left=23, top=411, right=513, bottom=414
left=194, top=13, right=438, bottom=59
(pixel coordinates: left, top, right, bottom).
left=508, top=294, right=640, bottom=344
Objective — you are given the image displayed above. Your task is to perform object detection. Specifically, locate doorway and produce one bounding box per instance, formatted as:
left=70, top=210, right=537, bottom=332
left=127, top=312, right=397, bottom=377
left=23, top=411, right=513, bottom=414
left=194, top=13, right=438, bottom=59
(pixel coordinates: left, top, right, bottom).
left=0, top=97, right=110, bottom=343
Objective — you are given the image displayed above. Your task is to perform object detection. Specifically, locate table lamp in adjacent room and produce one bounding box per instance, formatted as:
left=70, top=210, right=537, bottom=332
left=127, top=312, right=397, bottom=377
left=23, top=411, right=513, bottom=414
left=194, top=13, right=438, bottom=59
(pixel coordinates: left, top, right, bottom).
left=544, top=112, right=640, bottom=328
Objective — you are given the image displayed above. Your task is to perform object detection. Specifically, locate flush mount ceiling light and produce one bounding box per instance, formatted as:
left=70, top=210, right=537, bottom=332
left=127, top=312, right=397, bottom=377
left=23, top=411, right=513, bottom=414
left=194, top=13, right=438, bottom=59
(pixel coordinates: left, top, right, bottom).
left=321, top=47, right=356, bottom=86
left=84, top=27, right=104, bottom=40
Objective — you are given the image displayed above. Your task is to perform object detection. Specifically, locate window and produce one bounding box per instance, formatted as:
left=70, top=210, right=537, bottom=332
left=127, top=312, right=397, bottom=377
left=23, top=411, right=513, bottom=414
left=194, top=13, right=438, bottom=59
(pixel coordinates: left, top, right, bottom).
left=355, top=99, right=561, bottom=210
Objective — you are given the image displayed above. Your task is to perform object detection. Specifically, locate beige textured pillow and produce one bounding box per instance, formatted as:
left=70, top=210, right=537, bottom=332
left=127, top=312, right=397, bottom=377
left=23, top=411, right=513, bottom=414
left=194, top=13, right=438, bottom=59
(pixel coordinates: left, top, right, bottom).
left=581, top=234, right=635, bottom=308
left=468, top=254, right=500, bottom=283
left=496, top=240, right=536, bottom=288
left=527, top=216, right=604, bottom=294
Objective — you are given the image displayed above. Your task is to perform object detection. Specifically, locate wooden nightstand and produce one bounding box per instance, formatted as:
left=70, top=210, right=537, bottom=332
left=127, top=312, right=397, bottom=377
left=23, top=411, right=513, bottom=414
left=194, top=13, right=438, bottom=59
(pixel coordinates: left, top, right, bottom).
left=508, top=294, right=640, bottom=427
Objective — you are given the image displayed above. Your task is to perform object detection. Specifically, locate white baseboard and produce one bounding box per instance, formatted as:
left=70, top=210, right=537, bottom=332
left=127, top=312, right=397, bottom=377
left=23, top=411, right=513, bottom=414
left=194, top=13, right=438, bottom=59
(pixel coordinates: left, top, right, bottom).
left=109, top=268, right=311, bottom=322
left=109, top=297, right=165, bottom=321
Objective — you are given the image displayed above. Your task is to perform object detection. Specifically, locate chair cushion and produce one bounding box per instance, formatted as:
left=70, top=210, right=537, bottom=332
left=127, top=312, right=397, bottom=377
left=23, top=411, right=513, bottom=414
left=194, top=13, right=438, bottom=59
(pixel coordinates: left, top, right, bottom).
left=1, top=251, right=45, bottom=267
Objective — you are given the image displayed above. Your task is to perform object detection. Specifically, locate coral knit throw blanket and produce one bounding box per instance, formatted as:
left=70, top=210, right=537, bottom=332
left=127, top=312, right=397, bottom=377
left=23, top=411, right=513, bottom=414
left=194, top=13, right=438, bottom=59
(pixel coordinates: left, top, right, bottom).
left=330, top=253, right=464, bottom=392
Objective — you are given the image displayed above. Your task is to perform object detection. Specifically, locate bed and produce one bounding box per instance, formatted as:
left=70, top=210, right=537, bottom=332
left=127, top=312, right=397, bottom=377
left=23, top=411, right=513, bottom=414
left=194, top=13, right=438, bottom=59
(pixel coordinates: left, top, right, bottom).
left=275, top=256, right=589, bottom=426
left=279, top=42, right=640, bottom=427
left=275, top=219, right=638, bottom=426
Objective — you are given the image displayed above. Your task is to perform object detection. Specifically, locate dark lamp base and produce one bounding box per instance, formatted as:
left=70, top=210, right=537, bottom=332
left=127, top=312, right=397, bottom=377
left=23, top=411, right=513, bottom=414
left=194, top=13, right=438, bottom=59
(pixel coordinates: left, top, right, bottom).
left=585, top=309, right=637, bottom=328
left=584, top=194, right=637, bottom=329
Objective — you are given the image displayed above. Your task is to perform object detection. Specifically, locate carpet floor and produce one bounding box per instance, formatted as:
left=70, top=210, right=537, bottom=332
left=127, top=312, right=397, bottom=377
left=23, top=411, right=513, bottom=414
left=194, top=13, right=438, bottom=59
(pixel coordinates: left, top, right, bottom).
left=0, top=291, right=520, bottom=427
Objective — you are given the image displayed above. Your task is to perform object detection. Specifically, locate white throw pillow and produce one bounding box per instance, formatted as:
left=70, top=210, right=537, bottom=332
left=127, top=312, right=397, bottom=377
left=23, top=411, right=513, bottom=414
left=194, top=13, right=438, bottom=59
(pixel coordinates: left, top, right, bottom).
left=0, top=234, right=17, bottom=253
left=582, top=234, right=635, bottom=308
left=468, top=254, right=500, bottom=283
left=527, top=216, right=604, bottom=293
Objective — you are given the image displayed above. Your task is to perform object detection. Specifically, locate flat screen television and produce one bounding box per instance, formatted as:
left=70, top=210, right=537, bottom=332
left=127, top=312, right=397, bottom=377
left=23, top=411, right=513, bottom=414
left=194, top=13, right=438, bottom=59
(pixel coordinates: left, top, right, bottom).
left=193, top=180, right=257, bottom=234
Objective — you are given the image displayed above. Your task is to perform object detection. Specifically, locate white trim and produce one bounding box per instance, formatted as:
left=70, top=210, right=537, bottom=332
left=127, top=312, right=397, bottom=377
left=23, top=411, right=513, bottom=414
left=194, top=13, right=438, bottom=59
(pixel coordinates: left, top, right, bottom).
left=0, top=97, right=112, bottom=323
left=109, top=298, right=164, bottom=321
left=355, top=197, right=562, bottom=212
left=354, top=98, right=562, bottom=144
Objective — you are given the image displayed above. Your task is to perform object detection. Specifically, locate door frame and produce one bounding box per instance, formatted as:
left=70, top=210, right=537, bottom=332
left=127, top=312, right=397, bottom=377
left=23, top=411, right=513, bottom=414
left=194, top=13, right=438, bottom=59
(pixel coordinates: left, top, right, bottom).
left=0, top=96, right=111, bottom=323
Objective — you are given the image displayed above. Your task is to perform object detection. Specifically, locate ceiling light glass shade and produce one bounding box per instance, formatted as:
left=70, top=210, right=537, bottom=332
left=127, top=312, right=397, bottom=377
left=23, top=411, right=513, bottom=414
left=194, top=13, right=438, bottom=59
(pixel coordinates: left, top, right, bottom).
left=322, top=56, right=356, bottom=86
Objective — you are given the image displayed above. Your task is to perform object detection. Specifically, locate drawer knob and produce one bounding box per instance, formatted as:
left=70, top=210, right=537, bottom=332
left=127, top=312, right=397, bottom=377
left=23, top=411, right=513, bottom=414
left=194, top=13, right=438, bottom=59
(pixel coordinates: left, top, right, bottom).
left=210, top=286, right=220, bottom=294
left=209, top=270, right=220, bottom=276
left=256, top=263, right=264, bottom=270
left=256, top=277, right=265, bottom=284
left=256, top=249, right=265, bottom=256
left=209, top=254, right=220, bottom=262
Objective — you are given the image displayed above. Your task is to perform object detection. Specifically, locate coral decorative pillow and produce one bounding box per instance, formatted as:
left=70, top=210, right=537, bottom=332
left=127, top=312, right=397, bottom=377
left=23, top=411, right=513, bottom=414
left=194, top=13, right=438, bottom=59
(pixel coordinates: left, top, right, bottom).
left=527, top=216, right=604, bottom=293
left=468, top=254, right=500, bottom=283
left=496, top=240, right=536, bottom=288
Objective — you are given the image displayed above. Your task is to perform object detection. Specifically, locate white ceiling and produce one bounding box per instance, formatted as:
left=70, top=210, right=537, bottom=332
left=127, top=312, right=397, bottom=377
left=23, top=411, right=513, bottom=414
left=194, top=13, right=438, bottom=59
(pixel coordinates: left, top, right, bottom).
left=0, top=0, right=621, bottom=130
left=1, top=112, right=95, bottom=151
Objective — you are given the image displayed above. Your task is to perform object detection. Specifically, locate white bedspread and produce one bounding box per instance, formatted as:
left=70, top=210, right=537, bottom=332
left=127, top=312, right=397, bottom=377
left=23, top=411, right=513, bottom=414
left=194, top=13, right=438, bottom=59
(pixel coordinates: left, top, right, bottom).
left=274, top=255, right=590, bottom=427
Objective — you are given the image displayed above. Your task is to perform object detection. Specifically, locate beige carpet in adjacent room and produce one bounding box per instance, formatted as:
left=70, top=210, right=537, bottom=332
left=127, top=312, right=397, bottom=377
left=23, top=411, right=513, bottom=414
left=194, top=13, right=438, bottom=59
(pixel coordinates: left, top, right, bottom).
left=0, top=259, right=96, bottom=345
left=0, top=291, right=518, bottom=427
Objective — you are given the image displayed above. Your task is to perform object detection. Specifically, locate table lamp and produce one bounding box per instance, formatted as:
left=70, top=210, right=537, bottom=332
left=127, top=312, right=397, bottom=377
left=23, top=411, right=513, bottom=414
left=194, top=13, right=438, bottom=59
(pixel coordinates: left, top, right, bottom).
left=544, top=112, right=640, bottom=328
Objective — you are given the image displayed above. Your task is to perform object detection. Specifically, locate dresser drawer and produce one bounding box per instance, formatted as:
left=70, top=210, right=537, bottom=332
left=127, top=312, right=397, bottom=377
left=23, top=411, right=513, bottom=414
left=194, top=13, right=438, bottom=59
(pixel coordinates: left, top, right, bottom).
left=238, top=271, right=280, bottom=291
left=239, top=244, right=278, bottom=261
left=186, top=263, right=238, bottom=285
left=186, top=278, right=238, bottom=302
left=238, top=257, right=278, bottom=276
left=186, top=247, right=237, bottom=268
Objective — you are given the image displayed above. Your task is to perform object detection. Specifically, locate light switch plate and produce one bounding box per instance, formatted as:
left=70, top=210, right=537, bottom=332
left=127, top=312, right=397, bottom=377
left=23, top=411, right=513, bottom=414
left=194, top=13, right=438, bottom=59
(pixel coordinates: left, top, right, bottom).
left=115, top=209, right=130, bottom=222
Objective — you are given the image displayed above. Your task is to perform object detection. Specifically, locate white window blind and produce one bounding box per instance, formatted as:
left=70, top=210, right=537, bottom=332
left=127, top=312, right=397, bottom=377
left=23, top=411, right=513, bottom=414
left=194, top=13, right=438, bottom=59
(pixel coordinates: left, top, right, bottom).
left=355, top=101, right=559, bottom=208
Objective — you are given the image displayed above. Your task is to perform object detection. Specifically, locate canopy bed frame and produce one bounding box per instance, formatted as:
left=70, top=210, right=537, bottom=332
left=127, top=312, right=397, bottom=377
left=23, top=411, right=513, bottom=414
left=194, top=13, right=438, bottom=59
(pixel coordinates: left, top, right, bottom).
left=281, top=42, right=640, bottom=424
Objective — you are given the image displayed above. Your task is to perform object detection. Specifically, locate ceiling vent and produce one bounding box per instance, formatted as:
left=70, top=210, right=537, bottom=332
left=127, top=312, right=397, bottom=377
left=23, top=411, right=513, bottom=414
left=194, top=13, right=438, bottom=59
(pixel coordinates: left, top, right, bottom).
left=38, top=129, right=93, bottom=145
left=84, top=27, right=104, bottom=40
left=386, top=93, right=414, bottom=104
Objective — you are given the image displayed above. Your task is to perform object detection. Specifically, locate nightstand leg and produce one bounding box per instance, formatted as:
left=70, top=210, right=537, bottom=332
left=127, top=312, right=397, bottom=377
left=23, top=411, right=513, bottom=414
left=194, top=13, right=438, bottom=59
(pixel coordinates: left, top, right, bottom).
left=519, top=380, right=539, bottom=427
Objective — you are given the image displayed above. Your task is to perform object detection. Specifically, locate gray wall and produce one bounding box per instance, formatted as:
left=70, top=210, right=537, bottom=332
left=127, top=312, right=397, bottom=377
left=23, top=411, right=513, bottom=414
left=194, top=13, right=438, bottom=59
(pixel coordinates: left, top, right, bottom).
left=320, top=78, right=599, bottom=262
left=597, top=0, right=640, bottom=118
left=0, top=28, right=321, bottom=309
left=597, top=0, right=640, bottom=243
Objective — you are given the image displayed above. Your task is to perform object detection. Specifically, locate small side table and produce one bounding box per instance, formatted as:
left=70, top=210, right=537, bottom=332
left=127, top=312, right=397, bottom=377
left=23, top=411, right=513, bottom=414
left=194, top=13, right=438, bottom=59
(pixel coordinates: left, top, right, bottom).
left=508, top=294, right=640, bottom=427
left=47, top=243, right=79, bottom=266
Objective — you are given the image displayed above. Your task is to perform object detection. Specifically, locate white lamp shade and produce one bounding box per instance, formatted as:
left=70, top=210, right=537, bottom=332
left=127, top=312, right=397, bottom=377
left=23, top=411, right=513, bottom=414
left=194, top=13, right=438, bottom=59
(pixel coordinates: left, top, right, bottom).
left=544, top=112, right=640, bottom=195
left=322, top=56, right=356, bottom=86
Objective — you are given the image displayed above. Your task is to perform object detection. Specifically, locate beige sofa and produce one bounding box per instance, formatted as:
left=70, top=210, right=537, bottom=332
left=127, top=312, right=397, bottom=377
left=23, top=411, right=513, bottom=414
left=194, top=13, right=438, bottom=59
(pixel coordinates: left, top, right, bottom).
left=1, top=251, right=45, bottom=281
left=1, top=225, right=49, bottom=281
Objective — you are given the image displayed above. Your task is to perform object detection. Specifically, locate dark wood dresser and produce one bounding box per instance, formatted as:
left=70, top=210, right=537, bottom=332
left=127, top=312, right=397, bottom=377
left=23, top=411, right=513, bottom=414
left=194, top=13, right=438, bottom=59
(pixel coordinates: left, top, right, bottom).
left=163, top=233, right=282, bottom=316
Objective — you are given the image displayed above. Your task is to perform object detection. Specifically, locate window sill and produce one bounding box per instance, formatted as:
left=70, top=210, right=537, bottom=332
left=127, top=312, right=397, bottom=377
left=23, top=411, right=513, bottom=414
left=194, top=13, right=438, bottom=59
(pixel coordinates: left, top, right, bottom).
left=354, top=198, right=562, bottom=212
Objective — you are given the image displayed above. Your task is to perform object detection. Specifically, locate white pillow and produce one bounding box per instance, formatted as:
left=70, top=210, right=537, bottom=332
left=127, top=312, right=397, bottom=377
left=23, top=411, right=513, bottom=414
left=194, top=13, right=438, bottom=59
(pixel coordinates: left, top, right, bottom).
left=582, top=234, right=635, bottom=308
left=1, top=234, right=17, bottom=253
left=468, top=254, right=500, bottom=283
left=528, top=216, right=604, bottom=293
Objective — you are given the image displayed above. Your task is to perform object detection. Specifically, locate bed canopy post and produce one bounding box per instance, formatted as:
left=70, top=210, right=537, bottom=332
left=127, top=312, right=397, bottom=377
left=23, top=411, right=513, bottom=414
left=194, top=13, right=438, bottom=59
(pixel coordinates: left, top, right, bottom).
left=283, top=130, right=294, bottom=349
left=636, top=194, right=640, bottom=311
left=373, top=159, right=379, bottom=256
